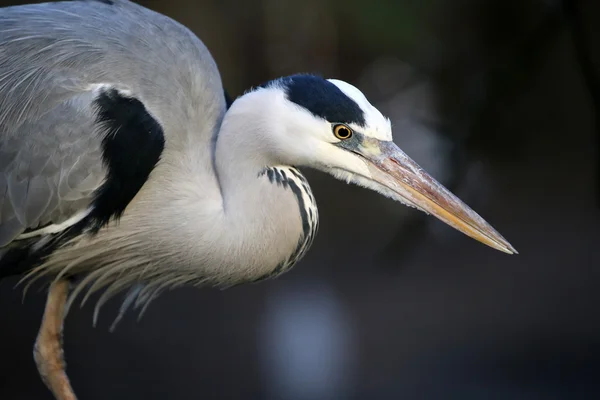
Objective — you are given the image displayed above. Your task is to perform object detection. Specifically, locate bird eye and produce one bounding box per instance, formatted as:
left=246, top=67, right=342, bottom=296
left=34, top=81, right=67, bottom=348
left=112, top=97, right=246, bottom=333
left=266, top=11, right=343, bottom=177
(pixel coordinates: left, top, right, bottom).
left=333, top=124, right=352, bottom=140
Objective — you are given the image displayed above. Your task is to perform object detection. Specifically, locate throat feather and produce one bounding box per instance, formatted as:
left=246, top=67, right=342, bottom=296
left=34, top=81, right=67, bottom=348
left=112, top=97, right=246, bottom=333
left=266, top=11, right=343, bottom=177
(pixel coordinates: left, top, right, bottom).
left=255, top=166, right=318, bottom=281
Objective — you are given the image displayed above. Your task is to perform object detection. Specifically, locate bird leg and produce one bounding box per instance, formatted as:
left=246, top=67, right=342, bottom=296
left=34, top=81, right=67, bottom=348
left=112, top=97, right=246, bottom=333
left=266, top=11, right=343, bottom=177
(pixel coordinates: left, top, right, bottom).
left=33, top=279, right=77, bottom=400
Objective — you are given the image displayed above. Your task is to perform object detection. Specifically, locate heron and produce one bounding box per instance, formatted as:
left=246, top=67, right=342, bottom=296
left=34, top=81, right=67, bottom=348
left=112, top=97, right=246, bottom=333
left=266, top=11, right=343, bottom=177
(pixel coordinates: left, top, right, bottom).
left=0, top=1, right=517, bottom=399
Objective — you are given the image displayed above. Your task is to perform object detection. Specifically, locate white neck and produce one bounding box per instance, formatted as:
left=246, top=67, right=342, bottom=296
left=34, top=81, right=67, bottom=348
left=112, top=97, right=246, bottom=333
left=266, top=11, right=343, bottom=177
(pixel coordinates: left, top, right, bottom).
left=205, top=92, right=317, bottom=283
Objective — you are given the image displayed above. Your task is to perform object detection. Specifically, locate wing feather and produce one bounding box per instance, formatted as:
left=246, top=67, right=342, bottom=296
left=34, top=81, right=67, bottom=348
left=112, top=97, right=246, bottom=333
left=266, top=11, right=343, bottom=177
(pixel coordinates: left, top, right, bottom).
left=0, top=93, right=107, bottom=248
left=0, top=0, right=201, bottom=282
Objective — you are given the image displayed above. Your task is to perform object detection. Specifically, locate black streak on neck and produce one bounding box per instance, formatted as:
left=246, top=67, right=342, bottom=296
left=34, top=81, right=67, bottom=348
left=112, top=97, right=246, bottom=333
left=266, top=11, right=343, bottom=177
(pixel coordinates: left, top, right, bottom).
left=90, top=89, right=165, bottom=231
left=255, top=167, right=317, bottom=281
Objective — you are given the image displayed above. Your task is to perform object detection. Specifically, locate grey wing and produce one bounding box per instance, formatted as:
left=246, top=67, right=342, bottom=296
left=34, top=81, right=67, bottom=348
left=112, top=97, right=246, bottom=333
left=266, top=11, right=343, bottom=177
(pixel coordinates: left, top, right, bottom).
left=0, top=92, right=106, bottom=247
left=0, top=1, right=171, bottom=251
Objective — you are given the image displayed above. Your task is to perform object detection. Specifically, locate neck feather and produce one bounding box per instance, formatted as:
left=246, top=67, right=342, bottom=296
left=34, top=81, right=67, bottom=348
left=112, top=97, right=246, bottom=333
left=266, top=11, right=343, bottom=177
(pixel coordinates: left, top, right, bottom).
left=211, top=96, right=319, bottom=282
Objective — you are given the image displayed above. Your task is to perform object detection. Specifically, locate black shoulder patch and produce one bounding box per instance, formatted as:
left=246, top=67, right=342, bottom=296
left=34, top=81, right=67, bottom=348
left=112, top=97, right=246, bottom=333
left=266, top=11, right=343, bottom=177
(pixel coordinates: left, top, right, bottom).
left=280, top=74, right=366, bottom=127
left=91, top=89, right=165, bottom=230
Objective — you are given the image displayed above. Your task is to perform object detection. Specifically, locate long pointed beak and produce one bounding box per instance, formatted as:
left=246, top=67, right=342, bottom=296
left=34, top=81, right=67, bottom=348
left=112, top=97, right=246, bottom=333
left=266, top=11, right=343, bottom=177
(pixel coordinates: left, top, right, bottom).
left=357, top=138, right=517, bottom=254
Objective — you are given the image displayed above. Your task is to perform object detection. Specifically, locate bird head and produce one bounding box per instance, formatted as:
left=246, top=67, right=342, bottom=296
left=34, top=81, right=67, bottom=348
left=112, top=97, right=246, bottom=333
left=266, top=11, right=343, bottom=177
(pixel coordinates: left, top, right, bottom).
left=228, top=74, right=516, bottom=254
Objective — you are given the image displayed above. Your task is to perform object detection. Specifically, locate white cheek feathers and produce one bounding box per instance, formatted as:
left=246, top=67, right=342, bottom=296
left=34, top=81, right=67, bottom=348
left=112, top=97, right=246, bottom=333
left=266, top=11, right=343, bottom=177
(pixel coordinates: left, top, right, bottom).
left=312, top=141, right=373, bottom=181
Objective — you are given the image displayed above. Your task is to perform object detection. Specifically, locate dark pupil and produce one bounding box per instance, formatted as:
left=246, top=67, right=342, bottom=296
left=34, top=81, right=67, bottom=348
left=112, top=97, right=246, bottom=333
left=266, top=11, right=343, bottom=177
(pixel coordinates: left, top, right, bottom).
left=338, top=127, right=350, bottom=137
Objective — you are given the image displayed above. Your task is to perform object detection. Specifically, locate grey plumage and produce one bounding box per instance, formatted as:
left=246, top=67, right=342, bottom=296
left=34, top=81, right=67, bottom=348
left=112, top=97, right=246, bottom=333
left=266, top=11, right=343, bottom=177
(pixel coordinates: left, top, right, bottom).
left=0, top=91, right=104, bottom=246
left=0, top=0, right=228, bottom=310
left=1, top=3, right=516, bottom=399
left=0, top=0, right=515, bottom=326
left=1, top=0, right=324, bottom=322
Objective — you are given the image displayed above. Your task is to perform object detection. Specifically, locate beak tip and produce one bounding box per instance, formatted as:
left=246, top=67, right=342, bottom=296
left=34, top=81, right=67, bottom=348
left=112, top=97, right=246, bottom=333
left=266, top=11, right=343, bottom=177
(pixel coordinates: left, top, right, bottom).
left=497, top=240, right=518, bottom=255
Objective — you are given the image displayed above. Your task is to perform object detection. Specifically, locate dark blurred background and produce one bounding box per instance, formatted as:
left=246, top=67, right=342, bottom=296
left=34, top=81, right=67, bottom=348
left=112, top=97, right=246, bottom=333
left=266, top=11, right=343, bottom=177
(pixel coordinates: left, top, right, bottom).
left=1, top=0, right=599, bottom=399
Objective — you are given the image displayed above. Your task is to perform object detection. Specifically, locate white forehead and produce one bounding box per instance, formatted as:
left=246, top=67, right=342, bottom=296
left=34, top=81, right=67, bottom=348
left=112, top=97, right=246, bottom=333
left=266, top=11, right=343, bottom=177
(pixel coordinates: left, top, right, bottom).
left=328, top=79, right=392, bottom=141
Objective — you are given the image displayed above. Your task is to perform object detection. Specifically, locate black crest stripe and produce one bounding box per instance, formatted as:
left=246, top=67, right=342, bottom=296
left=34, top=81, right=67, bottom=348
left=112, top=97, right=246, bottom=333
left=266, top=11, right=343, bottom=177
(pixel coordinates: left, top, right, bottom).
left=281, top=74, right=366, bottom=127
left=91, top=89, right=165, bottom=230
